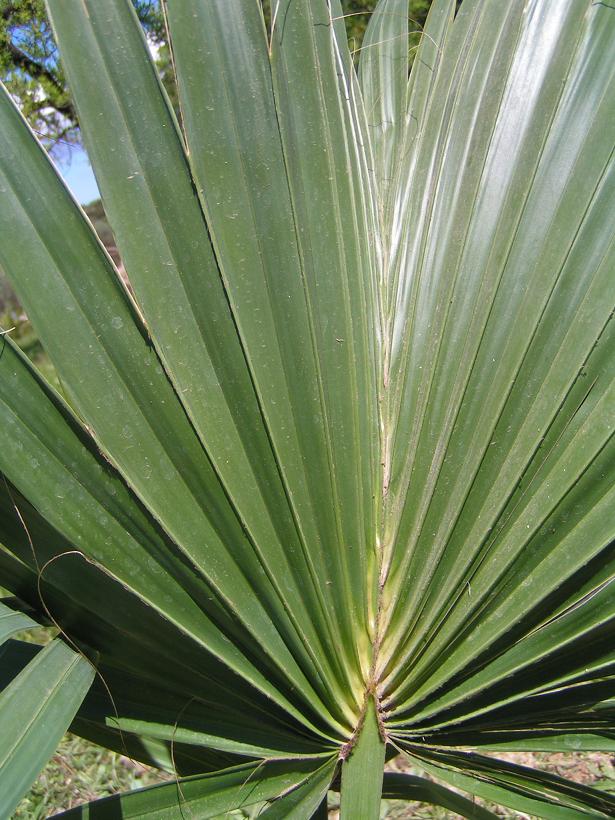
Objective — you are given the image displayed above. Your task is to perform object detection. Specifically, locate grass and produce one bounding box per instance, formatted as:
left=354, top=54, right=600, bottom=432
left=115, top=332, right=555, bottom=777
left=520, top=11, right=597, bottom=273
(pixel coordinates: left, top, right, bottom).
left=14, top=735, right=170, bottom=818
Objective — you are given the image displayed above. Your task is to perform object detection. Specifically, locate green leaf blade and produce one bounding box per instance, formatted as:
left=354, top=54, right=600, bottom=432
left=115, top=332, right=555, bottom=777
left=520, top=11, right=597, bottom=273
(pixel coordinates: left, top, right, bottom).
left=53, top=758, right=332, bottom=820
left=0, top=635, right=95, bottom=818
left=340, top=698, right=385, bottom=819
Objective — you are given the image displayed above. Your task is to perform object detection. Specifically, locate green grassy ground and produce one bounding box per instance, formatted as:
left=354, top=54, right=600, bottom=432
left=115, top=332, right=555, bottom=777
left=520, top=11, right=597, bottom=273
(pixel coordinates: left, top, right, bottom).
left=14, top=736, right=170, bottom=819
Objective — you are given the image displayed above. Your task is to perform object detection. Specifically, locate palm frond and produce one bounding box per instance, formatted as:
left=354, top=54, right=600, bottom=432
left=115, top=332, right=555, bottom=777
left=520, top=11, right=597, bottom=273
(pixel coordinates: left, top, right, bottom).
left=0, top=0, right=612, bottom=815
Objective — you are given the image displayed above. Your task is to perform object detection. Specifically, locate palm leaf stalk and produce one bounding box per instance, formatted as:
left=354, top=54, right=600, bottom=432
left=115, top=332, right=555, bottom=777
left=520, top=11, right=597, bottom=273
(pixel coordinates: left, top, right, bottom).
left=0, top=0, right=613, bottom=816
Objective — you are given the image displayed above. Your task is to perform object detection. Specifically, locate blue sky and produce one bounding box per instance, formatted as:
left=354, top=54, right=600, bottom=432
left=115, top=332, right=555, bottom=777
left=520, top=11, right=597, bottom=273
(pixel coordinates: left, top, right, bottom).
left=57, top=146, right=99, bottom=204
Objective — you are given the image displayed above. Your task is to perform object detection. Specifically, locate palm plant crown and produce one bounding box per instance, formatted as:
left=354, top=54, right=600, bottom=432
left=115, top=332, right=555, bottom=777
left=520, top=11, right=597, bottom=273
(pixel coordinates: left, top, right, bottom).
left=0, top=0, right=614, bottom=816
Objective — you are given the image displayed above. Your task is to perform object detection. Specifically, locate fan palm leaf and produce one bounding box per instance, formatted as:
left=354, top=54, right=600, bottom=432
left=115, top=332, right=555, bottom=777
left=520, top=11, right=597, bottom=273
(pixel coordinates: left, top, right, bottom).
left=0, top=0, right=613, bottom=815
